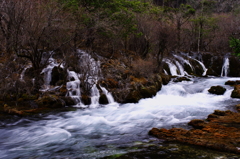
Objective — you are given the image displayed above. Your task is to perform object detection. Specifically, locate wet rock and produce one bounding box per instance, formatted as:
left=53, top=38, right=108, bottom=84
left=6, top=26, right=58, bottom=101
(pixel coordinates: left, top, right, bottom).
left=188, top=119, right=206, bottom=129
left=60, top=96, right=76, bottom=106
left=36, top=94, right=65, bottom=108
left=208, top=85, right=226, bottom=95
left=50, top=66, right=65, bottom=86
left=231, top=85, right=240, bottom=98
left=99, top=94, right=109, bottom=105
left=81, top=95, right=91, bottom=105
left=173, top=76, right=191, bottom=82
left=225, top=80, right=240, bottom=86
left=229, top=56, right=240, bottom=77
left=149, top=110, right=240, bottom=154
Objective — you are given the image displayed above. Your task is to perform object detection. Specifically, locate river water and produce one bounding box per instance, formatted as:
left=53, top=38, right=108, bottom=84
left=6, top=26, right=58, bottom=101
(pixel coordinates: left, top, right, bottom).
left=1, top=77, right=240, bottom=158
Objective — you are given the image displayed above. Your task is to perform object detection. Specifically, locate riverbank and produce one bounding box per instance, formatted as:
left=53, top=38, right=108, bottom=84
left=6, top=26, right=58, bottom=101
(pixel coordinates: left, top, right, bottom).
left=149, top=105, right=240, bottom=154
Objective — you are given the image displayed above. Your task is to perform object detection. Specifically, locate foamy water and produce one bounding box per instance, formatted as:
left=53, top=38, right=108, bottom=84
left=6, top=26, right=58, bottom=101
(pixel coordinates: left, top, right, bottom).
left=1, top=77, right=240, bottom=158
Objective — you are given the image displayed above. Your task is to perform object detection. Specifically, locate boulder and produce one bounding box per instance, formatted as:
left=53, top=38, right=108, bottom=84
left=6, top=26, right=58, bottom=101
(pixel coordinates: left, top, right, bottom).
left=208, top=85, right=226, bottom=95
left=99, top=94, right=109, bottom=105
left=231, top=85, right=240, bottom=98
left=81, top=95, right=91, bottom=105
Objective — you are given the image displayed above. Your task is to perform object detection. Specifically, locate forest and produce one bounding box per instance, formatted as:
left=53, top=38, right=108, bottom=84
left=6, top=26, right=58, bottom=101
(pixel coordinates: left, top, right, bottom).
left=2, top=0, right=240, bottom=158
left=0, top=0, right=239, bottom=113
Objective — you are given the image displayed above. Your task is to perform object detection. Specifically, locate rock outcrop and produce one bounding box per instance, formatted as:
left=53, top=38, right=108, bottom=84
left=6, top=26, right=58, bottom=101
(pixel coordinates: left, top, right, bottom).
left=208, top=85, right=226, bottom=95
left=231, top=85, right=240, bottom=98
left=149, top=109, right=240, bottom=154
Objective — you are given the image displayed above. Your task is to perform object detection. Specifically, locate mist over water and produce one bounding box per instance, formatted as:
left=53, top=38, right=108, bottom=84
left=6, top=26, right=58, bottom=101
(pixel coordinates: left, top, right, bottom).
left=1, top=77, right=240, bottom=158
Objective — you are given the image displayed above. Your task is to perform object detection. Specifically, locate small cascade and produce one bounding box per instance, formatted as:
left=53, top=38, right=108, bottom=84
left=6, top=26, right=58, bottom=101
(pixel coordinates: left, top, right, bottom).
left=66, top=71, right=81, bottom=104
left=100, top=86, right=115, bottom=104
left=174, top=54, right=193, bottom=71
left=65, top=50, right=115, bottom=106
left=90, top=84, right=100, bottom=108
left=175, top=61, right=185, bottom=76
left=221, top=57, right=229, bottom=77
left=20, top=65, right=31, bottom=81
left=194, top=59, right=208, bottom=76
left=166, top=60, right=178, bottom=76
left=41, top=58, right=59, bottom=91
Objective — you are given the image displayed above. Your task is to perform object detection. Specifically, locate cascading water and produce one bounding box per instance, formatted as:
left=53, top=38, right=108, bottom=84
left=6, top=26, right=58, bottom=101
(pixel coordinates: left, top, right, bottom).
left=175, top=61, right=185, bottom=76
left=221, top=57, right=229, bottom=77
left=165, top=60, right=179, bottom=76
left=40, top=57, right=61, bottom=91
left=1, top=77, right=240, bottom=158
left=66, top=50, right=113, bottom=106
left=194, top=59, right=208, bottom=76
left=100, top=86, right=115, bottom=104
left=174, top=54, right=193, bottom=71
left=20, top=65, right=32, bottom=81
left=90, top=84, right=100, bottom=108
left=66, top=71, right=82, bottom=105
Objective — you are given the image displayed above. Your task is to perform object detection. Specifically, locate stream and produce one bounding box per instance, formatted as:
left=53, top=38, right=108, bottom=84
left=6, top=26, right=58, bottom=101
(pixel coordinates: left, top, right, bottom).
left=1, top=77, right=240, bottom=158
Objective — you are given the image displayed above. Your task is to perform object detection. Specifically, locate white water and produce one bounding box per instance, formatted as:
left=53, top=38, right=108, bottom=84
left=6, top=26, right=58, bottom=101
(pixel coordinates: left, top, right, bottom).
left=194, top=59, right=208, bottom=76
left=175, top=61, right=185, bottom=76
left=1, top=77, right=240, bottom=158
left=100, top=86, right=115, bottom=104
left=66, top=50, right=113, bottom=106
left=221, top=57, right=229, bottom=77
left=90, top=84, right=100, bottom=108
left=40, top=58, right=61, bottom=91
left=66, top=71, right=82, bottom=104
left=166, top=60, right=178, bottom=76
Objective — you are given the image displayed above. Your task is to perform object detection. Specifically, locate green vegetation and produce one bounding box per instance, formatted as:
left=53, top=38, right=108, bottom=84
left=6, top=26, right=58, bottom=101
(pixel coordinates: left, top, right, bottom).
left=229, top=37, right=240, bottom=56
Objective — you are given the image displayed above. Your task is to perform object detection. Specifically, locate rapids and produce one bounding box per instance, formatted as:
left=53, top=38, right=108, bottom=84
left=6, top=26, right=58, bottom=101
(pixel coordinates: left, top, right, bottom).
left=1, top=77, right=240, bottom=158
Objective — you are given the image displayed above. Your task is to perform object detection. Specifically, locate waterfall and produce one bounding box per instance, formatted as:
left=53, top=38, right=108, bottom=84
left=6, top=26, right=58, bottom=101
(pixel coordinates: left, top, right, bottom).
left=166, top=60, right=178, bottom=76
left=20, top=65, right=31, bottom=81
left=175, top=61, right=185, bottom=76
left=40, top=58, right=59, bottom=91
left=90, top=84, right=100, bottom=108
left=221, top=57, right=229, bottom=77
left=174, top=55, right=193, bottom=71
left=65, top=50, right=114, bottom=106
left=66, top=71, right=82, bottom=105
left=194, top=59, right=208, bottom=76
left=100, top=86, right=115, bottom=104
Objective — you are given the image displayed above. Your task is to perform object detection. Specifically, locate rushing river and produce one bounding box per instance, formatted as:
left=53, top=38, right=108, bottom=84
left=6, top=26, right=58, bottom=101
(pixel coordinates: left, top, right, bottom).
left=1, top=77, right=240, bottom=158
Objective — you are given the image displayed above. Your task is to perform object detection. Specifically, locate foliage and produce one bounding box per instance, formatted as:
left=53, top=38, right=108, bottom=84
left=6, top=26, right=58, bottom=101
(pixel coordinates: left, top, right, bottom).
left=229, top=37, right=240, bottom=56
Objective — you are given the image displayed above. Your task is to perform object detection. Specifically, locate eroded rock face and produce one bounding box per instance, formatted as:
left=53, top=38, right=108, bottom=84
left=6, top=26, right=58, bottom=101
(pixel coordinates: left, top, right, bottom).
left=231, top=85, right=240, bottom=98
left=208, top=85, right=226, bottom=95
left=149, top=109, right=240, bottom=154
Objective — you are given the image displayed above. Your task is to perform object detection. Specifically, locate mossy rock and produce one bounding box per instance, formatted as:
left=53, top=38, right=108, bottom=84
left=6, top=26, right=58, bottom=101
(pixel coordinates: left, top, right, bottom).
left=99, top=94, right=109, bottom=105
left=124, top=90, right=141, bottom=103
left=173, top=76, right=191, bottom=82
left=231, top=85, right=240, bottom=98
left=59, top=85, right=68, bottom=96
left=208, top=85, right=226, bottom=95
left=36, top=95, right=65, bottom=108
left=161, top=74, right=171, bottom=85
left=81, top=95, right=91, bottom=105
left=60, top=96, right=76, bottom=106
left=140, top=86, right=157, bottom=99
